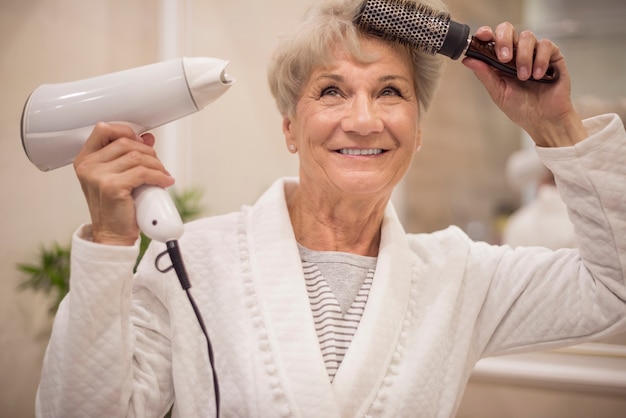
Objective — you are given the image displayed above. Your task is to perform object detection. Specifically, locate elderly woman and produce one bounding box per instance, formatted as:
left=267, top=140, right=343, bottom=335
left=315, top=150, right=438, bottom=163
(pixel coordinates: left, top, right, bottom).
left=36, top=0, right=626, bottom=417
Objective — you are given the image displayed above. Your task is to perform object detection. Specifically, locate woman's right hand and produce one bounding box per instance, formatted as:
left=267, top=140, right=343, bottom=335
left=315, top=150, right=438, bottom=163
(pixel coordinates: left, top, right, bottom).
left=73, top=122, right=175, bottom=245
left=462, top=23, right=587, bottom=147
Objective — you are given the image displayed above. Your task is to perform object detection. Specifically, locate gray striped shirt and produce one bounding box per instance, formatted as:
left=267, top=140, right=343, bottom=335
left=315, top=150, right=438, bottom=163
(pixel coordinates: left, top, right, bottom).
left=298, top=245, right=377, bottom=381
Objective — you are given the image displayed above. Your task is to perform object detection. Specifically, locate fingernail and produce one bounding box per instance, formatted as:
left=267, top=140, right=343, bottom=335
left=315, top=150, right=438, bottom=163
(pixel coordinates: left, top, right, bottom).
left=533, top=67, right=544, bottom=80
left=500, top=47, right=510, bottom=60
left=518, top=66, right=529, bottom=80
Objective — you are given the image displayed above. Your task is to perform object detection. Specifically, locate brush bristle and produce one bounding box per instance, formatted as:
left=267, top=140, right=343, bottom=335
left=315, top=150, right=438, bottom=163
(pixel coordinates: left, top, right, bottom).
left=355, top=0, right=452, bottom=55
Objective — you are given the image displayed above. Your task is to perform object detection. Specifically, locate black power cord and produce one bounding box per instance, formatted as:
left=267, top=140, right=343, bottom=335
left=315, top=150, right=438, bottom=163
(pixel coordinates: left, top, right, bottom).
left=156, top=240, right=220, bottom=417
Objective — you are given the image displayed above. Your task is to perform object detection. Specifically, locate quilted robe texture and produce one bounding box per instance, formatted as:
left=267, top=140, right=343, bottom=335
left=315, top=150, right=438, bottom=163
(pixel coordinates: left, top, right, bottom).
left=36, top=114, right=626, bottom=418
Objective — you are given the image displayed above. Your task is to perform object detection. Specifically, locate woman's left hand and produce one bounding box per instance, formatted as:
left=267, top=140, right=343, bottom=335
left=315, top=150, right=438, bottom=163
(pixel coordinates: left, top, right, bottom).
left=462, top=22, right=587, bottom=147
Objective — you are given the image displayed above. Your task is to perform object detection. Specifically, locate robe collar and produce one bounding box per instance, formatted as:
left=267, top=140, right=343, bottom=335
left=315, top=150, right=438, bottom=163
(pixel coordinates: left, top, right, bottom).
left=243, top=177, right=413, bottom=417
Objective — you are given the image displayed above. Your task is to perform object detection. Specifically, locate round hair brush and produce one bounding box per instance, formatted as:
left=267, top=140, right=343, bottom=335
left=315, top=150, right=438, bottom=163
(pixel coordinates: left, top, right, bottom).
left=354, top=0, right=558, bottom=83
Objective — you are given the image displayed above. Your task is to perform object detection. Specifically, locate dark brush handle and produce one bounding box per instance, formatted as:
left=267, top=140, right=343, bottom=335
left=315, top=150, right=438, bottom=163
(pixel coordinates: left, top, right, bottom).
left=465, top=37, right=559, bottom=83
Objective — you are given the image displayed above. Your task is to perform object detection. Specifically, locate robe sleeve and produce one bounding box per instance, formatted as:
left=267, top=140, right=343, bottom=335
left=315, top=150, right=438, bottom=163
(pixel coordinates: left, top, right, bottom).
left=477, top=114, right=626, bottom=356
left=35, top=225, right=174, bottom=418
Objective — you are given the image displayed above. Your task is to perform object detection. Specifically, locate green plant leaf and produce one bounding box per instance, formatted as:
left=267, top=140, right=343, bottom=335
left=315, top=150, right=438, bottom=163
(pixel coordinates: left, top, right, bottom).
left=17, top=242, right=71, bottom=313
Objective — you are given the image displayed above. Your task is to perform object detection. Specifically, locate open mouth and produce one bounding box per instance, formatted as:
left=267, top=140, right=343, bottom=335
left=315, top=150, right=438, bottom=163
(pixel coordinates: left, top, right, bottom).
left=337, top=148, right=385, bottom=156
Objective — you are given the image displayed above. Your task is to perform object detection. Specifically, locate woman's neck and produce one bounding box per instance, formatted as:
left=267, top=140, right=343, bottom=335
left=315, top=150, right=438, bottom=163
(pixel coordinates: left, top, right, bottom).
left=287, top=186, right=388, bottom=257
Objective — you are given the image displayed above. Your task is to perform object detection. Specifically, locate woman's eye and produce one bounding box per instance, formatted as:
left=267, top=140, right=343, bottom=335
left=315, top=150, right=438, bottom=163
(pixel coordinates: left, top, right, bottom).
left=320, top=85, right=341, bottom=97
left=381, top=86, right=403, bottom=97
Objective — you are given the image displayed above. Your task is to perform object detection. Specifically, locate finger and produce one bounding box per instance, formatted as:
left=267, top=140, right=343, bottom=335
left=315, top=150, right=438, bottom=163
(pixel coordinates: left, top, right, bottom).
left=515, top=30, right=538, bottom=81
left=74, top=136, right=157, bottom=178
left=97, top=136, right=158, bottom=163
left=531, top=38, right=557, bottom=80
left=123, top=164, right=176, bottom=190
left=473, top=25, right=495, bottom=42
left=80, top=122, right=143, bottom=156
left=87, top=163, right=174, bottom=198
left=77, top=139, right=172, bottom=186
left=140, top=132, right=156, bottom=147
left=494, top=22, right=517, bottom=63
left=112, top=147, right=172, bottom=182
left=461, top=56, right=502, bottom=100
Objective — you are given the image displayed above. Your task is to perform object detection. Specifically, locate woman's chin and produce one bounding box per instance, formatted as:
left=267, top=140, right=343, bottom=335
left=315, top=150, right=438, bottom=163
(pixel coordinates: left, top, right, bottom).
left=328, top=171, right=397, bottom=197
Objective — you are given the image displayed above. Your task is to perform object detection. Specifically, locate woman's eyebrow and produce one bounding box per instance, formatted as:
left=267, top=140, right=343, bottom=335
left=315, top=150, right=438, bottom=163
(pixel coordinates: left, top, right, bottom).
left=315, top=73, right=344, bottom=82
left=379, top=74, right=411, bottom=83
left=314, top=73, right=410, bottom=83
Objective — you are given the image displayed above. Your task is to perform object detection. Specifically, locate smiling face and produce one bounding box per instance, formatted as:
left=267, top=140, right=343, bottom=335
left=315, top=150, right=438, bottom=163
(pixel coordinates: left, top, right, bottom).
left=283, top=36, right=422, bottom=203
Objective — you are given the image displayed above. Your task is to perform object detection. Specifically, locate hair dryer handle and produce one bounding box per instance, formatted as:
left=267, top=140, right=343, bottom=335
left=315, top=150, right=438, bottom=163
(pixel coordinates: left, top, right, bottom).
left=132, top=184, right=184, bottom=242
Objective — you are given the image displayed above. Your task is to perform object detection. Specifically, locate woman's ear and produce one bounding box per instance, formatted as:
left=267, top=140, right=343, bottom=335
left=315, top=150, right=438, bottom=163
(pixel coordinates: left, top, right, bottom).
left=282, top=115, right=292, bottom=138
left=415, top=128, right=423, bottom=152
left=283, top=115, right=297, bottom=153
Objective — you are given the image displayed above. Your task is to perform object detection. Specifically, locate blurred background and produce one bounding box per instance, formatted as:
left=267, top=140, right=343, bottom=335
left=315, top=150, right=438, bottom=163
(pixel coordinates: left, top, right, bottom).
left=1, top=0, right=624, bottom=416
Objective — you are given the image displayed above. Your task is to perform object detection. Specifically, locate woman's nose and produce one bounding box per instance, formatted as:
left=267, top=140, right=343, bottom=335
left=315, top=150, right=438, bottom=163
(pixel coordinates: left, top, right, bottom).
left=341, top=94, right=384, bottom=135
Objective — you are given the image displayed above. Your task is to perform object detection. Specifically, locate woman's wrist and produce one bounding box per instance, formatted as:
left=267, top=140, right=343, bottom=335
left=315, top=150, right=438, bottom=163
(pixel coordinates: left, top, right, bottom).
left=92, top=226, right=139, bottom=246
left=528, top=111, right=588, bottom=148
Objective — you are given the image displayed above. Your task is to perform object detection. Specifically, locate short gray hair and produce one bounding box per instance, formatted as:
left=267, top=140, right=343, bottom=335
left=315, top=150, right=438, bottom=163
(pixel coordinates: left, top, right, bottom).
left=267, top=0, right=449, bottom=117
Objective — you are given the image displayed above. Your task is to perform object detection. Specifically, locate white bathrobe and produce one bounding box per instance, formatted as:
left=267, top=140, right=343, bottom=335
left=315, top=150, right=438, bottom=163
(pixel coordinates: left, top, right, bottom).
left=36, top=114, right=626, bottom=418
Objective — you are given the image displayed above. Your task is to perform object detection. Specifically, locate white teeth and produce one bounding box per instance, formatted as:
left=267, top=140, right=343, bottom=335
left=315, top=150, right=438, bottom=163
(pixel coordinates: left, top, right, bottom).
left=338, top=148, right=383, bottom=155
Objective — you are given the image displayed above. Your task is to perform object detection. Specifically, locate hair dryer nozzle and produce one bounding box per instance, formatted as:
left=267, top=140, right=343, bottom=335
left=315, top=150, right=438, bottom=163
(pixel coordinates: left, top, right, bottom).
left=183, top=57, right=235, bottom=110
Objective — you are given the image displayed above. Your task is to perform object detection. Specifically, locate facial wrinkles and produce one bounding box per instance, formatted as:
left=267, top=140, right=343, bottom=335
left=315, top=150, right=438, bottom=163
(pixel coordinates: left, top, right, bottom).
left=291, top=40, right=420, bottom=197
left=308, top=69, right=415, bottom=142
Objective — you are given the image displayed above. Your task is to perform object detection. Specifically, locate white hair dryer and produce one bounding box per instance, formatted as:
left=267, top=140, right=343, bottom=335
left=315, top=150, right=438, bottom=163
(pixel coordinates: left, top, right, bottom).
left=20, top=57, right=235, bottom=242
